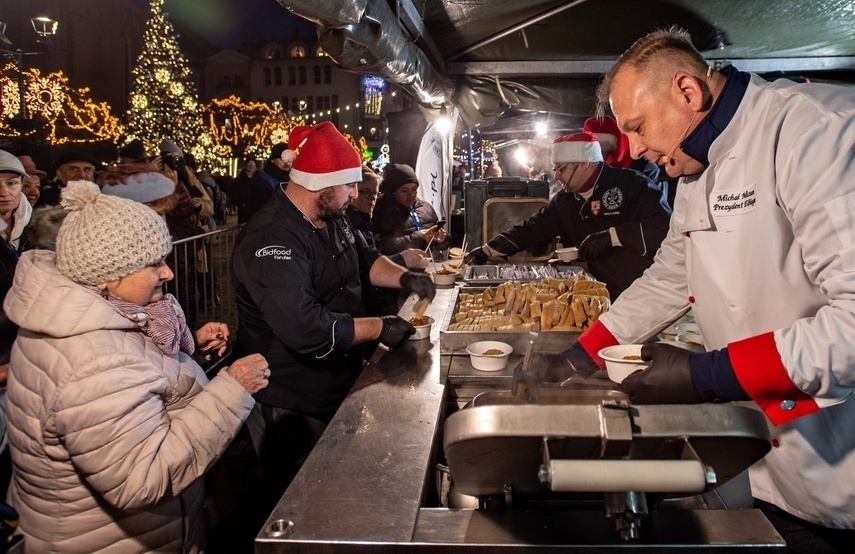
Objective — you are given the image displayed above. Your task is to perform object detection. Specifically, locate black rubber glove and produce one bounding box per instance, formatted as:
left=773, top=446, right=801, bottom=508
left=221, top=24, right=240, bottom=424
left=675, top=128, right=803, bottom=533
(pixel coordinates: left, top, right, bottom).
left=379, top=316, right=416, bottom=348
left=463, top=246, right=490, bottom=266
left=621, top=343, right=704, bottom=404
left=511, top=353, right=578, bottom=402
left=400, top=271, right=436, bottom=301
left=579, top=229, right=614, bottom=261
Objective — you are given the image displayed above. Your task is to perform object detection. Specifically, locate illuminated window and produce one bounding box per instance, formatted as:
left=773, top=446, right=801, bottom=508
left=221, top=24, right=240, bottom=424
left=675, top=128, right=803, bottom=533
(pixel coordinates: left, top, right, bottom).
left=289, top=44, right=307, bottom=58
left=314, top=44, right=327, bottom=57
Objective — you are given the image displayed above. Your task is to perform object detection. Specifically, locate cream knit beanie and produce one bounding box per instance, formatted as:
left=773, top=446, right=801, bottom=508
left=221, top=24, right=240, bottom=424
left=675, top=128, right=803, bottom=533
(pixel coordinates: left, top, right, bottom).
left=55, top=180, right=172, bottom=285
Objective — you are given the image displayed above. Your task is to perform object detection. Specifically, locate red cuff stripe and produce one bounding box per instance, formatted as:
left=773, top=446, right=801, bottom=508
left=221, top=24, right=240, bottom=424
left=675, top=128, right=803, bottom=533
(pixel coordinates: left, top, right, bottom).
left=578, top=320, right=618, bottom=371
left=728, top=332, right=819, bottom=426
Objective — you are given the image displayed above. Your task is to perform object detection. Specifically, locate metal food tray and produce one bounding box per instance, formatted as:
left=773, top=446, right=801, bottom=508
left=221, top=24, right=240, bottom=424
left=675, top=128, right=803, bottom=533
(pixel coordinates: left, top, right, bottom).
left=463, top=264, right=586, bottom=284
left=439, top=286, right=580, bottom=354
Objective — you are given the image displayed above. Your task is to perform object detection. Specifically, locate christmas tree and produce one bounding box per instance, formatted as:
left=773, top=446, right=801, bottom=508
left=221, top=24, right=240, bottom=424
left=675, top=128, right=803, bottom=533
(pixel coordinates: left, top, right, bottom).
left=126, top=0, right=213, bottom=164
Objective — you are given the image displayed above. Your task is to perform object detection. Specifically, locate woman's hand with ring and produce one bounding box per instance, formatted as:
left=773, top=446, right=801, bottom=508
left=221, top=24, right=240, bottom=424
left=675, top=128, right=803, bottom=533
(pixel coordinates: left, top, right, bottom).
left=194, top=321, right=230, bottom=356
left=226, top=354, right=270, bottom=394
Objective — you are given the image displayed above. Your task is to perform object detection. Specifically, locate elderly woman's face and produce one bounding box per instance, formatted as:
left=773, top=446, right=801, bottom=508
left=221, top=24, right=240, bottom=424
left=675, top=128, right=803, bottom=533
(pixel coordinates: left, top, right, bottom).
left=22, top=176, right=40, bottom=206
left=393, top=182, right=419, bottom=208
left=105, top=259, right=174, bottom=305
left=0, top=172, right=23, bottom=217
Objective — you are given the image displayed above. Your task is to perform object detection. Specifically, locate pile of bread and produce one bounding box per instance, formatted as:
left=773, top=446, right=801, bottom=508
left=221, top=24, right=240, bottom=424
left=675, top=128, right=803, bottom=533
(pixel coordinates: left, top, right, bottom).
left=446, top=276, right=609, bottom=332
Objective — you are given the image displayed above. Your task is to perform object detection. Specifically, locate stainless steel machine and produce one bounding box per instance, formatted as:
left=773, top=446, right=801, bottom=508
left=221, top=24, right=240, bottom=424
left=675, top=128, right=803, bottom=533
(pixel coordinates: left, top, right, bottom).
left=255, top=287, right=785, bottom=552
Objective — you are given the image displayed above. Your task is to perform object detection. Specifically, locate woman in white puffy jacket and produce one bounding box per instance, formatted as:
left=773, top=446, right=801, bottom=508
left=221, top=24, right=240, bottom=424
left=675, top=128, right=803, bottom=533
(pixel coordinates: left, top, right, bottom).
left=3, top=181, right=270, bottom=553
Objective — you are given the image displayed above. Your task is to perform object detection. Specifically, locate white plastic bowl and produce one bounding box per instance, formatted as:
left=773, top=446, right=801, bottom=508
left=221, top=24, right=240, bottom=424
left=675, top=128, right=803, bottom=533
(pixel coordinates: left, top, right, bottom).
left=432, top=270, right=458, bottom=286
left=598, top=344, right=650, bottom=384
left=407, top=315, right=433, bottom=341
left=555, top=247, right=580, bottom=262
left=466, top=341, right=513, bottom=371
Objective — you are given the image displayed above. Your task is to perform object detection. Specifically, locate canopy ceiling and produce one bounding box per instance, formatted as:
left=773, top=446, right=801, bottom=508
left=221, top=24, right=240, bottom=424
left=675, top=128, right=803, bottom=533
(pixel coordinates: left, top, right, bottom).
left=279, top=0, right=855, bottom=127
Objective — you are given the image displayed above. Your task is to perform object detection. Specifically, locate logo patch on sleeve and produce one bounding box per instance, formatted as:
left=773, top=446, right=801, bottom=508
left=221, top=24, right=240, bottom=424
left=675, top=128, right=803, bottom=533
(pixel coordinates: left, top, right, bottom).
left=255, top=245, right=292, bottom=260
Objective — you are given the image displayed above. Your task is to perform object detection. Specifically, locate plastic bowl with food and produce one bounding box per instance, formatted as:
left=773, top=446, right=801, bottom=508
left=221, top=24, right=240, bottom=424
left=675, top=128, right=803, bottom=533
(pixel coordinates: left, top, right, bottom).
left=432, top=269, right=458, bottom=286
left=598, top=344, right=650, bottom=384
left=466, top=341, right=513, bottom=371
left=555, top=247, right=580, bottom=262
left=407, top=315, right=433, bottom=341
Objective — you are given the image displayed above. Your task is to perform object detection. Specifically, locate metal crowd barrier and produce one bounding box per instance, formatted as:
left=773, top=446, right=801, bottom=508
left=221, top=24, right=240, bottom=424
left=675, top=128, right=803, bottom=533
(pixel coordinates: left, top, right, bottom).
left=166, top=224, right=242, bottom=372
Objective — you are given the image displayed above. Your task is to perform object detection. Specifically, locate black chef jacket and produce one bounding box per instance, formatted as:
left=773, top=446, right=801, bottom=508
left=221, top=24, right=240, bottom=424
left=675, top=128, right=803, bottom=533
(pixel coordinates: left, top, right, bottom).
left=233, top=185, right=381, bottom=414
left=487, top=163, right=671, bottom=298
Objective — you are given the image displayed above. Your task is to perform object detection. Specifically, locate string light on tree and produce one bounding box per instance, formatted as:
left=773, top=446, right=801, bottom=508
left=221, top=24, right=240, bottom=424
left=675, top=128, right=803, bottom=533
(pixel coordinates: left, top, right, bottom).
left=126, top=0, right=211, bottom=166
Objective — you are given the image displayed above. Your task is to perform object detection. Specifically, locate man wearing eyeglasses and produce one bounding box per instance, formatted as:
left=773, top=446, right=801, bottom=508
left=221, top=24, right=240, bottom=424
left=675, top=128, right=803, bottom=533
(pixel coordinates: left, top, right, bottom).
left=466, top=131, right=671, bottom=298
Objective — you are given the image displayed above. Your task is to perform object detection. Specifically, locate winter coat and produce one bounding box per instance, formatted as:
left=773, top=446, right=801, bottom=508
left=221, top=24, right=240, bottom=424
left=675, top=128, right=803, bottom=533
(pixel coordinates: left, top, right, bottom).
left=597, top=72, right=855, bottom=528
left=3, top=250, right=255, bottom=552
left=372, top=197, right=441, bottom=255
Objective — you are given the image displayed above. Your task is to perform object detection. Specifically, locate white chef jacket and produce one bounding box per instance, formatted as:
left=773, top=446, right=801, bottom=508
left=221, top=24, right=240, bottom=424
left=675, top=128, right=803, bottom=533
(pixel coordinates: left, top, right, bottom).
left=585, top=74, right=855, bottom=528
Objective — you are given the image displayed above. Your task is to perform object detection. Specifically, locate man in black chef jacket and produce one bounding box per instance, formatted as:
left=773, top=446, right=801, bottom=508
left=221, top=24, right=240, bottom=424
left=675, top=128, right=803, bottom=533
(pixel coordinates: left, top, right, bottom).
left=232, top=121, right=435, bottom=515
left=467, top=131, right=671, bottom=299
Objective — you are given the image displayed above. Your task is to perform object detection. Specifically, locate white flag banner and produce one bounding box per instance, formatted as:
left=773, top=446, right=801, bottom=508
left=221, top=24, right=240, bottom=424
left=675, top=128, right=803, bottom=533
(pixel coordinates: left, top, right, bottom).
left=415, top=108, right=457, bottom=220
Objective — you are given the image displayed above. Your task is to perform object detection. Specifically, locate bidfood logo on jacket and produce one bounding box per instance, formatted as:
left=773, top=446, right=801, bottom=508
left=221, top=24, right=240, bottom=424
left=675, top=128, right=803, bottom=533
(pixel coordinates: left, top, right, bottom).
left=256, top=245, right=292, bottom=260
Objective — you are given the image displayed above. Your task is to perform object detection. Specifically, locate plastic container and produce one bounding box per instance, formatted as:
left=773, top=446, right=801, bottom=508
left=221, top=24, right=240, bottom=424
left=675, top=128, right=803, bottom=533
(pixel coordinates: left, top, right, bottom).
left=466, top=341, right=513, bottom=371
left=407, top=316, right=433, bottom=341
left=675, top=322, right=700, bottom=335
left=555, top=247, right=580, bottom=262
left=432, top=269, right=458, bottom=286
left=598, top=344, right=649, bottom=384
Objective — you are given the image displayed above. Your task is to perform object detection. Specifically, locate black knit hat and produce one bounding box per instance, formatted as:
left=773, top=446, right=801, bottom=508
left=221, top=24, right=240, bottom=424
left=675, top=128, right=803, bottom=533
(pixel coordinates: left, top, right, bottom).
left=119, top=139, right=147, bottom=162
left=383, top=163, right=418, bottom=193
left=54, top=151, right=100, bottom=173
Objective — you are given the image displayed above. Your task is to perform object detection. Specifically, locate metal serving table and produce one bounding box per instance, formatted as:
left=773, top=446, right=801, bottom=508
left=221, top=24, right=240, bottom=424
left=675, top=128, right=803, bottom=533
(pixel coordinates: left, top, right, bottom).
left=254, top=285, right=785, bottom=552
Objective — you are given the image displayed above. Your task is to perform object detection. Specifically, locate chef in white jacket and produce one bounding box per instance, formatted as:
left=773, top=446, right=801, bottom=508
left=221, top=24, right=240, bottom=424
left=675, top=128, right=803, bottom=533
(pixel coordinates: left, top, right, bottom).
left=558, top=27, right=855, bottom=552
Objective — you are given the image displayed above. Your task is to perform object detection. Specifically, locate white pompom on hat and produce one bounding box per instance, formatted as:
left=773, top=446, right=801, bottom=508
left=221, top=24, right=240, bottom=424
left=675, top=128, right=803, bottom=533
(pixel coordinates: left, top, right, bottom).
left=288, top=121, right=363, bottom=191
left=55, top=180, right=172, bottom=286
left=550, top=131, right=604, bottom=165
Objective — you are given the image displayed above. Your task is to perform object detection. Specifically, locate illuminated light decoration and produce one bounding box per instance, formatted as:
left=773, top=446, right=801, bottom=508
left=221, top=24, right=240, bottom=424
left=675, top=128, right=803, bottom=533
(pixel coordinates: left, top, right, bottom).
left=370, top=143, right=391, bottom=172
left=0, top=73, right=21, bottom=119
left=25, top=70, right=65, bottom=117
left=126, top=0, right=212, bottom=167
left=363, top=76, right=385, bottom=116
left=169, top=81, right=185, bottom=97
left=0, top=64, right=124, bottom=144
left=131, top=94, right=148, bottom=110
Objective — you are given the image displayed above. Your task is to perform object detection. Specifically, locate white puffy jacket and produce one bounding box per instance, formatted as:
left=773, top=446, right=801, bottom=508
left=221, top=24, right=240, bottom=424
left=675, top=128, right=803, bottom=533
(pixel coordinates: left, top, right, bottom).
left=3, top=250, right=254, bottom=552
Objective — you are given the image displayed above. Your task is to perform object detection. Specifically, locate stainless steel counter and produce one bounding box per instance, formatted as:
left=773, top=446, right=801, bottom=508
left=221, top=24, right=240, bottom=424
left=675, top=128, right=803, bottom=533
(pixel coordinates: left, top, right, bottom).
left=254, top=284, right=785, bottom=552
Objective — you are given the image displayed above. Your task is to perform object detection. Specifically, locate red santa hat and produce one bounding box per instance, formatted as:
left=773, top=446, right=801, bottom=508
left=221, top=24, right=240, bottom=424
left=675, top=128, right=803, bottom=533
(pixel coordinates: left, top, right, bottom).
left=550, top=131, right=603, bottom=165
left=288, top=121, right=362, bottom=191
left=583, top=116, right=632, bottom=168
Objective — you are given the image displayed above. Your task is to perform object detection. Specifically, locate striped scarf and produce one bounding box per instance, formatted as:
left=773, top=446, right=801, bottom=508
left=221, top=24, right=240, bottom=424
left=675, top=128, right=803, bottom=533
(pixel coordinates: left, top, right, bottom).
left=92, top=288, right=195, bottom=355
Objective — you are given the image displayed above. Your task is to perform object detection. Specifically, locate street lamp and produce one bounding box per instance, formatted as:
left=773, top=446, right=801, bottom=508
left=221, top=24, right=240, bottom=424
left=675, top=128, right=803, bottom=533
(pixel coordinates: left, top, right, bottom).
left=0, top=14, right=59, bottom=128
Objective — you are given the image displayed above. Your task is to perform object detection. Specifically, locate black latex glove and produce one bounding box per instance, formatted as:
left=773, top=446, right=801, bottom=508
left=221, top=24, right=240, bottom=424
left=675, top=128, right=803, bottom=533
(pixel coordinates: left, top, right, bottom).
left=512, top=352, right=578, bottom=402
left=579, top=229, right=614, bottom=261
left=463, top=246, right=490, bottom=266
left=400, top=271, right=436, bottom=301
left=621, top=343, right=704, bottom=404
left=379, top=315, right=416, bottom=348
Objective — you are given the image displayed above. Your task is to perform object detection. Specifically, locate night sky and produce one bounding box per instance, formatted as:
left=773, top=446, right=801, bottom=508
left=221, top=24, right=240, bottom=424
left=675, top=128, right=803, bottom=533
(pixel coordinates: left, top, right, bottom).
left=132, top=0, right=317, bottom=49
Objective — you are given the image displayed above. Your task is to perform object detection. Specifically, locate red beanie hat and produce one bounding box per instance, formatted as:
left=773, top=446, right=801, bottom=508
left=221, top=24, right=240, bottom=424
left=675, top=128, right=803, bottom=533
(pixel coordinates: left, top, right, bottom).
left=551, top=131, right=603, bottom=165
left=288, top=122, right=362, bottom=191
left=583, top=116, right=632, bottom=168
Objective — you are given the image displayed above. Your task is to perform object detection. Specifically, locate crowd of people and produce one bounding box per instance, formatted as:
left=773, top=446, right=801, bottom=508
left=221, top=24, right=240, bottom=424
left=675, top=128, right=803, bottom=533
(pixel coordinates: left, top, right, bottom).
left=0, top=24, right=850, bottom=554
